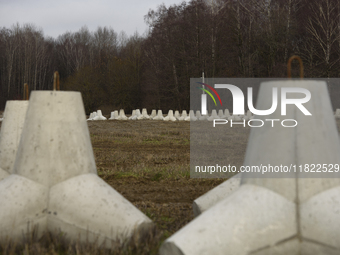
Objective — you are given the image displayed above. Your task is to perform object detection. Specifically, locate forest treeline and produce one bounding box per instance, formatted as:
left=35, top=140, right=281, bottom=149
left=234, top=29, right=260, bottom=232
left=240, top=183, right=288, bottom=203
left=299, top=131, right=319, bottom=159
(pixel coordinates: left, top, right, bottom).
left=1, top=0, right=340, bottom=113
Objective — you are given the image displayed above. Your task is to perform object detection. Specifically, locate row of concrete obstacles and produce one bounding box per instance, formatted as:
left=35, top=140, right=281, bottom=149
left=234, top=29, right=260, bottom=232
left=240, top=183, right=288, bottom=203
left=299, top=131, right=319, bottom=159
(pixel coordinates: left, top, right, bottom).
left=82, top=108, right=340, bottom=122
left=0, top=91, right=153, bottom=249
left=160, top=80, right=340, bottom=255
left=87, top=108, right=254, bottom=122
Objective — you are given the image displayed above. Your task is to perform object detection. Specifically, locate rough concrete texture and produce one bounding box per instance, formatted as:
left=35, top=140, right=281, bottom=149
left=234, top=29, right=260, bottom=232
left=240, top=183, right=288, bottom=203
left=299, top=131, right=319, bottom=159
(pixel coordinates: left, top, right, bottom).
left=161, top=184, right=296, bottom=255
left=0, top=91, right=153, bottom=247
left=48, top=173, right=152, bottom=246
left=160, top=80, right=340, bottom=254
left=0, top=101, right=29, bottom=180
left=192, top=173, right=241, bottom=216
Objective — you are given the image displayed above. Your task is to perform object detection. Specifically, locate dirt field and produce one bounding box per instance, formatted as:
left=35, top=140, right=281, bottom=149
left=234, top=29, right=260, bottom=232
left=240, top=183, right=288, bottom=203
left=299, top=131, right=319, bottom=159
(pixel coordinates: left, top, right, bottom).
left=88, top=120, right=250, bottom=239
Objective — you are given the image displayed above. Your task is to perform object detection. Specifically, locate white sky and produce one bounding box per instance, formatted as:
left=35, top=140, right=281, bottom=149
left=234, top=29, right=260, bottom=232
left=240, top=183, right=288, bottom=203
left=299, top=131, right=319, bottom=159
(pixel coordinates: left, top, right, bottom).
left=0, top=0, right=186, bottom=39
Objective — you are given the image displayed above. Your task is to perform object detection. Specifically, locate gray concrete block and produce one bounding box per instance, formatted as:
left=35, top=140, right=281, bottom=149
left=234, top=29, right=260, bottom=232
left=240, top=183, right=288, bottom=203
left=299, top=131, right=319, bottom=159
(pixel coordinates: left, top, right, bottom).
left=13, top=91, right=97, bottom=187
left=48, top=173, right=153, bottom=246
left=192, top=173, right=241, bottom=216
left=160, top=184, right=296, bottom=255
left=0, top=101, right=28, bottom=179
left=161, top=80, right=340, bottom=254
left=0, top=174, right=48, bottom=242
left=0, top=91, right=153, bottom=248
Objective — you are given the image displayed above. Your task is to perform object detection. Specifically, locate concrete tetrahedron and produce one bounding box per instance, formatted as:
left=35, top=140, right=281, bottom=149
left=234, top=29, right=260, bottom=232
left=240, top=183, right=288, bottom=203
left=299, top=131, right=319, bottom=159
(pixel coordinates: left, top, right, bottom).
left=131, top=109, right=141, bottom=120
left=128, top=109, right=136, bottom=120
left=153, top=110, right=164, bottom=120
left=160, top=80, right=340, bottom=255
left=178, top=110, right=188, bottom=121
left=93, top=110, right=107, bottom=120
left=185, top=110, right=197, bottom=121
left=0, top=91, right=153, bottom=247
left=192, top=173, right=241, bottom=216
left=164, top=110, right=176, bottom=121
left=116, top=109, right=128, bottom=120
left=109, top=110, right=118, bottom=120
left=137, top=108, right=151, bottom=120
left=207, top=109, right=219, bottom=121
left=0, top=101, right=29, bottom=181
left=195, top=111, right=201, bottom=119
left=151, top=109, right=157, bottom=118
left=174, top=110, right=180, bottom=120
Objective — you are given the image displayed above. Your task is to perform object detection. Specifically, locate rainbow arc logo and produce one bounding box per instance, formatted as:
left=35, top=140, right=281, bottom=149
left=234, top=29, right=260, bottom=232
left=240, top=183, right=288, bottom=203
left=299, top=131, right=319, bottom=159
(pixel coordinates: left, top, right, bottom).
left=197, top=82, right=223, bottom=115
left=196, top=82, right=222, bottom=107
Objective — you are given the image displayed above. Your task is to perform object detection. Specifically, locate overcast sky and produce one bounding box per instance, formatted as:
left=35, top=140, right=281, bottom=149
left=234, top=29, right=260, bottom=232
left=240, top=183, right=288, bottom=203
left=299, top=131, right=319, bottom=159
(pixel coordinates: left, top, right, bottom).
left=0, top=0, right=186, bottom=39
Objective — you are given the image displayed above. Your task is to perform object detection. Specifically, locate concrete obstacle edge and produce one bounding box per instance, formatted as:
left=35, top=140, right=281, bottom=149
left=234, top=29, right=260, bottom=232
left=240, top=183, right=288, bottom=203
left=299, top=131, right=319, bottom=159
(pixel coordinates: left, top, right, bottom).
left=159, top=80, right=340, bottom=254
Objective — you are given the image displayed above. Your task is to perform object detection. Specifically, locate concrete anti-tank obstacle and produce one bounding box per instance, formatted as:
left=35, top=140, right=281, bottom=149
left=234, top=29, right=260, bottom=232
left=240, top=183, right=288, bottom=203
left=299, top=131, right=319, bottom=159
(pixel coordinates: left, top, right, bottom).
left=198, top=111, right=209, bottom=121
left=131, top=109, right=141, bottom=120
left=195, top=110, right=201, bottom=119
left=178, top=110, right=188, bottom=121
left=153, top=110, right=164, bottom=120
left=87, top=111, right=97, bottom=120
left=164, top=110, right=177, bottom=121
left=207, top=109, right=219, bottom=121
left=132, top=109, right=142, bottom=120
left=160, top=80, right=340, bottom=255
left=335, top=109, right=340, bottom=119
left=109, top=110, right=119, bottom=120
left=87, top=112, right=94, bottom=121
left=151, top=109, right=157, bottom=118
left=93, top=110, right=107, bottom=120
left=218, top=109, right=226, bottom=119
left=174, top=110, right=180, bottom=120
left=0, top=101, right=29, bottom=181
left=128, top=109, right=136, bottom=120
left=116, top=109, right=128, bottom=120
left=0, top=91, right=153, bottom=247
left=192, top=173, right=241, bottom=216
left=137, top=108, right=150, bottom=120
left=224, top=108, right=230, bottom=118
left=185, top=110, right=197, bottom=121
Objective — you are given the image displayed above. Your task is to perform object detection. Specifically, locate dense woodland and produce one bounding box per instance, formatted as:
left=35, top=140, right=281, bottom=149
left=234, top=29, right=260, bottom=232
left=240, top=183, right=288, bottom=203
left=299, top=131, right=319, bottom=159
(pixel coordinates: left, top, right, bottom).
left=1, top=0, right=340, bottom=113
